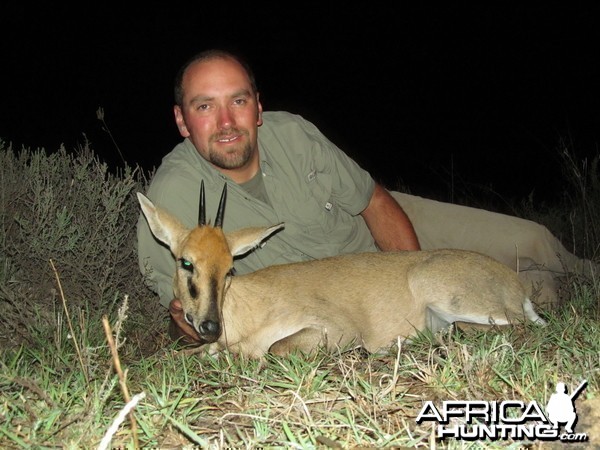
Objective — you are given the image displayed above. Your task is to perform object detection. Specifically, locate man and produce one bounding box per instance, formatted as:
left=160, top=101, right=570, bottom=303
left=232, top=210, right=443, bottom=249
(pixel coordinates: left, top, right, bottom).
left=137, top=49, right=591, bottom=345
left=546, top=382, right=578, bottom=434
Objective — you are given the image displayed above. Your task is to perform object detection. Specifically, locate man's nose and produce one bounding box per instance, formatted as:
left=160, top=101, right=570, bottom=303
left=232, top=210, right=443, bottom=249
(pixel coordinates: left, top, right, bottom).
left=217, top=106, right=234, bottom=129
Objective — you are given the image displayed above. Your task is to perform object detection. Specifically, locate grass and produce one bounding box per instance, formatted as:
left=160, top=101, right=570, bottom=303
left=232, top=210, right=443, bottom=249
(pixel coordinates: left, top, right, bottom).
left=1, top=139, right=599, bottom=448
left=1, top=281, right=598, bottom=449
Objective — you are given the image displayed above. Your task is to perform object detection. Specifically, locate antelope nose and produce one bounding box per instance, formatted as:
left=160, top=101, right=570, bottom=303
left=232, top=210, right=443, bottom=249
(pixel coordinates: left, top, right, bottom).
left=200, top=320, right=220, bottom=336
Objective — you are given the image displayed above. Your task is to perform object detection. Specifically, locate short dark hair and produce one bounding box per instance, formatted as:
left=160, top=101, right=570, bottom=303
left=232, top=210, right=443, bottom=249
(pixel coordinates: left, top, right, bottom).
left=174, top=49, right=258, bottom=107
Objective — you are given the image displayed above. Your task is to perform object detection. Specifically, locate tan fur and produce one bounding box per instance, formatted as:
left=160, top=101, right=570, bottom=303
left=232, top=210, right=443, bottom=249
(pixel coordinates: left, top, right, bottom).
left=138, top=193, right=546, bottom=359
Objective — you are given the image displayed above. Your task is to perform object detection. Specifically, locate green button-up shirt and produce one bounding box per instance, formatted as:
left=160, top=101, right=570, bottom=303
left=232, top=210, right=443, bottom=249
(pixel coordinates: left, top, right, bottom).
left=137, top=111, right=377, bottom=307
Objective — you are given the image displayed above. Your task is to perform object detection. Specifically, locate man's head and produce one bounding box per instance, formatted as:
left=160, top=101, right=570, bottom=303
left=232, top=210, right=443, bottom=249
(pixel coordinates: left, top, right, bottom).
left=173, top=49, right=263, bottom=183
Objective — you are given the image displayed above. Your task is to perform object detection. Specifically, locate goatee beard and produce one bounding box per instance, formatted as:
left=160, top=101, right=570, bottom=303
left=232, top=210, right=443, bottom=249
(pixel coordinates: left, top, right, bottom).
left=208, top=142, right=254, bottom=170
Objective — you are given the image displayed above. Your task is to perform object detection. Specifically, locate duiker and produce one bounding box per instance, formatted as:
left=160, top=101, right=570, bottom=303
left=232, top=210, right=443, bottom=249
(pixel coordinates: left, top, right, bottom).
left=138, top=183, right=545, bottom=358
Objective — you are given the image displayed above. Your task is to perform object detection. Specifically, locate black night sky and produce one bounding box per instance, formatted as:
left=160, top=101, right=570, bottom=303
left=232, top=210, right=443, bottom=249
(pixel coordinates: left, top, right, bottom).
left=2, top=4, right=599, bottom=204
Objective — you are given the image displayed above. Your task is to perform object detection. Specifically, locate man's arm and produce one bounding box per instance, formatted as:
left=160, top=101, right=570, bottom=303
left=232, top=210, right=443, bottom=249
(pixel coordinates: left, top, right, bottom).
left=360, top=183, right=421, bottom=251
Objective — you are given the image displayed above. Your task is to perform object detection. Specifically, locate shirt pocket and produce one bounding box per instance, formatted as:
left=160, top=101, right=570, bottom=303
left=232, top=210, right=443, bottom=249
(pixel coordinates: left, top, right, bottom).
left=304, top=171, right=339, bottom=233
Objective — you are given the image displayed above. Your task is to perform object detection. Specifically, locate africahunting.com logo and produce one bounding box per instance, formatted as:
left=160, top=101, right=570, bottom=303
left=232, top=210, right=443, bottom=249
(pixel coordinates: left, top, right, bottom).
left=416, top=380, right=588, bottom=443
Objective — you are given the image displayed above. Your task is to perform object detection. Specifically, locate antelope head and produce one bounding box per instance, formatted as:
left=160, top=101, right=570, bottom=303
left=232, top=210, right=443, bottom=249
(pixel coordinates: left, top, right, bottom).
left=137, top=181, right=284, bottom=343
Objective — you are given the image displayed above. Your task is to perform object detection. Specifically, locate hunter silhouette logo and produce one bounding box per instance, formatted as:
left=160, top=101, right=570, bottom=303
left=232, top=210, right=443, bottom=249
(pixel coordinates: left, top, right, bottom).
left=546, top=380, right=587, bottom=434
left=416, top=379, right=589, bottom=443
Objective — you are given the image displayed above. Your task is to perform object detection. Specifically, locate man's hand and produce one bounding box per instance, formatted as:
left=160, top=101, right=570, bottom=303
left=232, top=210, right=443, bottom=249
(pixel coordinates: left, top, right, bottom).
left=168, top=298, right=203, bottom=347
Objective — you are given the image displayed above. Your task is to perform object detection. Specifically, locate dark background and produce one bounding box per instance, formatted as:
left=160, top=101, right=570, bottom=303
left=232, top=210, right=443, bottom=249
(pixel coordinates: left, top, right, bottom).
left=2, top=4, right=599, bottom=204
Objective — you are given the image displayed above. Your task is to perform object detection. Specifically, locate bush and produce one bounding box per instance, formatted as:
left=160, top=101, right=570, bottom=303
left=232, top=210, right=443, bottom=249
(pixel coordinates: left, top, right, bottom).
left=514, top=143, right=600, bottom=262
left=0, top=139, right=163, bottom=349
left=556, top=142, right=600, bottom=260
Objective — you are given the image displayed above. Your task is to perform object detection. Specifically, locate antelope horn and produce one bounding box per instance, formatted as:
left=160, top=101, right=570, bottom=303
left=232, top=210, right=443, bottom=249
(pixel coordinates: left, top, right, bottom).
left=214, top=183, right=227, bottom=228
left=198, top=180, right=206, bottom=226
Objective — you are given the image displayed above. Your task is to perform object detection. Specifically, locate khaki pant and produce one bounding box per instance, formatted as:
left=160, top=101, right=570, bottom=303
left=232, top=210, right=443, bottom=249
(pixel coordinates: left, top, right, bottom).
left=391, top=192, right=596, bottom=306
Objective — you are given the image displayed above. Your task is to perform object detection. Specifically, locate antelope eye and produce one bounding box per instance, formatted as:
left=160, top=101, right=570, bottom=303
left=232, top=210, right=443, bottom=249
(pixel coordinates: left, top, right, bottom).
left=179, top=258, right=193, bottom=272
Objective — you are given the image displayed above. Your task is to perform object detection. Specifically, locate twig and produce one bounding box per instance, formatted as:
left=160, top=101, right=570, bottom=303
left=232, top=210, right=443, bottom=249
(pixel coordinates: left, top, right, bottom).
left=102, top=315, right=140, bottom=449
left=96, top=107, right=126, bottom=166
left=49, top=259, right=89, bottom=386
left=11, top=376, right=57, bottom=408
left=378, top=337, right=402, bottom=398
left=97, top=392, right=145, bottom=450
left=316, top=435, right=342, bottom=448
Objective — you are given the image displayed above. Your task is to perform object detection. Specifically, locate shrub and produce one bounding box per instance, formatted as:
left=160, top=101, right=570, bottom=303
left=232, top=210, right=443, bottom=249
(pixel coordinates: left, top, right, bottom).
left=556, top=142, right=600, bottom=260
left=0, top=139, right=162, bottom=348
left=515, top=143, right=600, bottom=261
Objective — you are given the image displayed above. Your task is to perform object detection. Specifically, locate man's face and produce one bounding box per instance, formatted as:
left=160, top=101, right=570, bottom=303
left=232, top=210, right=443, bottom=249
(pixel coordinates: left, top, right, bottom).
left=174, top=57, right=263, bottom=172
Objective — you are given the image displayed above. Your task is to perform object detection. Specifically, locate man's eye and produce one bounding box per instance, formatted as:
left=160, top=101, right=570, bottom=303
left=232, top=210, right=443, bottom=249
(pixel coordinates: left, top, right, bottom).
left=195, top=104, right=209, bottom=111
left=233, top=98, right=246, bottom=106
left=179, top=258, right=193, bottom=272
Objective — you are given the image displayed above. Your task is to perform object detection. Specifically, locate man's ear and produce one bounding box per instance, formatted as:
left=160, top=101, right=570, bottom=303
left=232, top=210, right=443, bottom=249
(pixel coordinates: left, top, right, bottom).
left=256, top=93, right=263, bottom=126
left=174, top=105, right=190, bottom=137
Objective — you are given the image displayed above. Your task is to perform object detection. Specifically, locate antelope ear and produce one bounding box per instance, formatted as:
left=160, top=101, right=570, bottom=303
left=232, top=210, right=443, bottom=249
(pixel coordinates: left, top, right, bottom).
left=226, top=223, right=284, bottom=257
left=137, top=193, right=189, bottom=254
